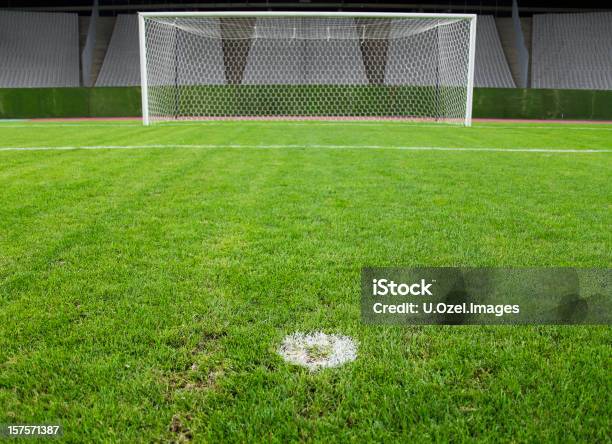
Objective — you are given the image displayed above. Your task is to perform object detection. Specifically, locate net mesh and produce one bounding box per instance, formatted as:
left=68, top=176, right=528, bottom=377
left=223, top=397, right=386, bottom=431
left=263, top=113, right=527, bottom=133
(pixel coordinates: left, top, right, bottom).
left=141, top=15, right=474, bottom=124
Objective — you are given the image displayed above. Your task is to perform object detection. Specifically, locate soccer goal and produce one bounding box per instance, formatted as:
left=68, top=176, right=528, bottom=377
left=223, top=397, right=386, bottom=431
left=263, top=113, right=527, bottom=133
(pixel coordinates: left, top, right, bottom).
left=138, top=12, right=477, bottom=126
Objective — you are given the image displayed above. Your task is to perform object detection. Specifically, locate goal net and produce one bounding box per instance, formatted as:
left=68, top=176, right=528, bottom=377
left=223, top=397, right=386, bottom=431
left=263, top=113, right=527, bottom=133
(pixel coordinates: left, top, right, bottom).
left=138, top=12, right=477, bottom=125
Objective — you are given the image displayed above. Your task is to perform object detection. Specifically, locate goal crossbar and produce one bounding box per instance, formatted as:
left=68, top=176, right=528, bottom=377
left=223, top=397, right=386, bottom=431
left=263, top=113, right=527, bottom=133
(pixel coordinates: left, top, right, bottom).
left=139, top=12, right=476, bottom=19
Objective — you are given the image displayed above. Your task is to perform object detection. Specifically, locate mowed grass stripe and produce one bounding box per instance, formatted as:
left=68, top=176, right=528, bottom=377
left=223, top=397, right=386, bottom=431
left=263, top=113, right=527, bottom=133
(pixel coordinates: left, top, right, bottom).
left=0, top=149, right=224, bottom=298
left=0, top=149, right=210, bottom=313
left=0, top=151, right=235, bottom=441
left=1, top=120, right=612, bottom=131
left=0, top=144, right=610, bottom=153
left=0, top=149, right=157, bottom=286
left=0, top=121, right=611, bottom=151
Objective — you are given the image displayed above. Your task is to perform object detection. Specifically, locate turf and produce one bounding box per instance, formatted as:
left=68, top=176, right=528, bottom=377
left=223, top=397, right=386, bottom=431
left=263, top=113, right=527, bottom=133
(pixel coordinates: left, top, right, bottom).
left=0, top=120, right=610, bottom=442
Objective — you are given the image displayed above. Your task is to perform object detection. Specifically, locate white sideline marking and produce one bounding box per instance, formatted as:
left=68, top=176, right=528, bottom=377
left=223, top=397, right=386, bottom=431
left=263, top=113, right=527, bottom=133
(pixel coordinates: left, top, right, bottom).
left=0, top=144, right=609, bottom=153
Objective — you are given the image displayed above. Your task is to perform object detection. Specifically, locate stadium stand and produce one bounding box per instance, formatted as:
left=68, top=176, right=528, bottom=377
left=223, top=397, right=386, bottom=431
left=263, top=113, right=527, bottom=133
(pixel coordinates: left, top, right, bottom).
left=80, top=16, right=116, bottom=86
left=532, top=12, right=612, bottom=90
left=1, top=8, right=611, bottom=92
left=96, top=14, right=514, bottom=88
left=97, top=15, right=227, bottom=86
left=243, top=18, right=368, bottom=85
left=0, top=10, right=79, bottom=87
left=96, top=15, right=140, bottom=86
left=175, top=26, right=227, bottom=85
left=242, top=18, right=303, bottom=85
left=474, top=15, right=515, bottom=88
left=367, top=15, right=517, bottom=89
left=384, top=19, right=448, bottom=86
left=385, top=16, right=514, bottom=88
left=496, top=16, right=532, bottom=88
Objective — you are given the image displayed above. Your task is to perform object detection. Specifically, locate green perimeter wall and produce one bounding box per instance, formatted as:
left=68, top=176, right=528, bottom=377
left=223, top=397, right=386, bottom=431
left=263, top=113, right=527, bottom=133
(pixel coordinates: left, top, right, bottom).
left=0, top=87, right=141, bottom=119
left=0, top=86, right=610, bottom=121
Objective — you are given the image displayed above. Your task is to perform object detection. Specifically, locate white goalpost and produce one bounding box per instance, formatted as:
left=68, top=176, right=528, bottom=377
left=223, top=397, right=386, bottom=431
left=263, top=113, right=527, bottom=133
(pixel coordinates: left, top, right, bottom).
left=138, top=12, right=477, bottom=126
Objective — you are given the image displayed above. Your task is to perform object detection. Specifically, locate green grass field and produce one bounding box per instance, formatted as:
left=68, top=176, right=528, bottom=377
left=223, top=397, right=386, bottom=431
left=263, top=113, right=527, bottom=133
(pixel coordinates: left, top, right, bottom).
left=0, top=120, right=610, bottom=442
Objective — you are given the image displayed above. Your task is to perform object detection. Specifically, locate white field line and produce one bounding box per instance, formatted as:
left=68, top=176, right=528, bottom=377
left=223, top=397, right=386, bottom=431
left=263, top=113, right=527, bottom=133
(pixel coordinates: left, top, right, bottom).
left=0, top=143, right=609, bottom=153
left=0, top=122, right=611, bottom=131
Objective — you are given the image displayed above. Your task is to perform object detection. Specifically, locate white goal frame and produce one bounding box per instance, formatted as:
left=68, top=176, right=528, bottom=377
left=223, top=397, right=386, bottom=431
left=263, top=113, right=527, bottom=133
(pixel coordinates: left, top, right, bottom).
left=138, top=11, right=477, bottom=126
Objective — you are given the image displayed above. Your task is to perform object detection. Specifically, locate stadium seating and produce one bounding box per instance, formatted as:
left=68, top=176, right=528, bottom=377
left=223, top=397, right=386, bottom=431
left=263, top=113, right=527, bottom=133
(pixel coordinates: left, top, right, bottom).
left=97, top=15, right=227, bottom=86
left=495, top=16, right=532, bottom=88
left=385, top=15, right=515, bottom=88
left=242, top=18, right=368, bottom=85
left=474, top=16, right=515, bottom=88
left=10, top=10, right=602, bottom=91
left=384, top=19, right=453, bottom=86
left=96, top=15, right=141, bottom=86
left=171, top=19, right=226, bottom=85
left=99, top=15, right=514, bottom=88
left=0, top=10, right=79, bottom=87
left=532, top=12, right=612, bottom=89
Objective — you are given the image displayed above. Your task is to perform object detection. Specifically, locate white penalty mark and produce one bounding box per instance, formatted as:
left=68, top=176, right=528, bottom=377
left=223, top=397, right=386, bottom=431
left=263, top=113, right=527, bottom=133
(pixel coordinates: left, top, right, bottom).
left=279, top=332, right=358, bottom=371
